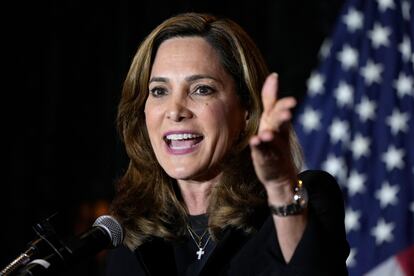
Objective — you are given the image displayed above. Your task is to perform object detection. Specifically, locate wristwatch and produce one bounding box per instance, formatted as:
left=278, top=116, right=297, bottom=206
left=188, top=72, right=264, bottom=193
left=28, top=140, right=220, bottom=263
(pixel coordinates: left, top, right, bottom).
left=269, top=180, right=308, bottom=216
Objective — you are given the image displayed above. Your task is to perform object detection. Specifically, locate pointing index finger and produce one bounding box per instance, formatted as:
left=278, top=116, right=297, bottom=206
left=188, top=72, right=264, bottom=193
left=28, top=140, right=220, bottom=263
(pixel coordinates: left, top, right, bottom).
left=262, top=73, right=279, bottom=113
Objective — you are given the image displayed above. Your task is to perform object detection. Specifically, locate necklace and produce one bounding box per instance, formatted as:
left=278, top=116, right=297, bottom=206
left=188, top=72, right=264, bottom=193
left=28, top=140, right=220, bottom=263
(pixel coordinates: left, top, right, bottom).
left=186, top=224, right=211, bottom=260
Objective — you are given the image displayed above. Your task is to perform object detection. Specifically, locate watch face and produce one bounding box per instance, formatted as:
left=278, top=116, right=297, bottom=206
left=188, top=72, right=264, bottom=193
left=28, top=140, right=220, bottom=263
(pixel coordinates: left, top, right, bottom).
left=294, top=185, right=308, bottom=208
left=269, top=180, right=308, bottom=216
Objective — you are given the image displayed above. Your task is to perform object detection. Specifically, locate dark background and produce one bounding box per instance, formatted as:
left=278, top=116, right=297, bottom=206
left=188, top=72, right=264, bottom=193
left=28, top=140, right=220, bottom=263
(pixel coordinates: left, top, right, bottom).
left=3, top=0, right=343, bottom=275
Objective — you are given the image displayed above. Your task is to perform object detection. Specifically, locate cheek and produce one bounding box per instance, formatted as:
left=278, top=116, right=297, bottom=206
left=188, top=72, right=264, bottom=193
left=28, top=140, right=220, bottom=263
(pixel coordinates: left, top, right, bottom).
left=200, top=101, right=242, bottom=141
left=199, top=102, right=226, bottom=128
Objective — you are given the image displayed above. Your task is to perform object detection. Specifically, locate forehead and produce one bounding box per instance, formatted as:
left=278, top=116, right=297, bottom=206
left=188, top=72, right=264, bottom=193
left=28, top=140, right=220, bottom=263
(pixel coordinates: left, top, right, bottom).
left=151, top=37, right=226, bottom=77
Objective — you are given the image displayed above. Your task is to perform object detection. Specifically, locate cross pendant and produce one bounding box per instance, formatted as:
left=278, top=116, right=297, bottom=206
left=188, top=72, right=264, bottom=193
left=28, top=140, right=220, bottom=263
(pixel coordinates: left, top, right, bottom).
left=196, top=248, right=205, bottom=260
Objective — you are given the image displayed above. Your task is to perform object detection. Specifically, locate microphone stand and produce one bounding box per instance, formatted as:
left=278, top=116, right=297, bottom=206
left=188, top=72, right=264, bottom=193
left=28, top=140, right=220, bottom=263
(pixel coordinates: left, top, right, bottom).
left=0, top=214, right=67, bottom=276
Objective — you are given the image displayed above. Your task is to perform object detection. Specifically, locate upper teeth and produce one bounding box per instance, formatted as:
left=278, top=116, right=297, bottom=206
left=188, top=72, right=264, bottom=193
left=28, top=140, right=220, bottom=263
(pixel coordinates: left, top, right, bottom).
left=166, top=133, right=202, bottom=140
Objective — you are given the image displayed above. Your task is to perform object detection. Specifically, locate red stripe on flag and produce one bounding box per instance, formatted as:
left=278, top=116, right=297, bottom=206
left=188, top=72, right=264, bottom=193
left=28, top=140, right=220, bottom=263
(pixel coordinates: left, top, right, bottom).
left=396, top=245, right=414, bottom=276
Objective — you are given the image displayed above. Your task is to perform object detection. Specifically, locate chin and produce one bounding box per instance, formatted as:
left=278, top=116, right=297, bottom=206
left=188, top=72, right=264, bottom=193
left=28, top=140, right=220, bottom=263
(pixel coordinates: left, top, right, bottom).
left=162, top=166, right=194, bottom=180
left=166, top=166, right=221, bottom=182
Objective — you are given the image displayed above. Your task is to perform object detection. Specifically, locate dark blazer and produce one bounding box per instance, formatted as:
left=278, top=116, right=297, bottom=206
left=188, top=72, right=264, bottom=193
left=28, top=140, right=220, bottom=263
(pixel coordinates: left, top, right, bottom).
left=106, top=170, right=350, bottom=275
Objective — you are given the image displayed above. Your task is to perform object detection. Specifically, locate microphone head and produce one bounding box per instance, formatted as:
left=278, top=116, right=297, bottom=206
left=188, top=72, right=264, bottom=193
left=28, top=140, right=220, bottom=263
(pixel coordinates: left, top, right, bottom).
left=92, top=215, right=124, bottom=247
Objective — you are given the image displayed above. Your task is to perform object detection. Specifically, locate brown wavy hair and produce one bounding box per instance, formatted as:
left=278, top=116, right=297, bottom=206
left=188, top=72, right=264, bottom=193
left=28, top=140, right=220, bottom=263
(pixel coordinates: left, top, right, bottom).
left=110, top=12, right=303, bottom=250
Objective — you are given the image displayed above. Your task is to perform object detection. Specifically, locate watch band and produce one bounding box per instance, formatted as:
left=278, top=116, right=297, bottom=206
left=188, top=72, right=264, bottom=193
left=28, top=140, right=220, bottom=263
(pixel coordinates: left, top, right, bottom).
left=269, top=201, right=305, bottom=216
left=269, top=179, right=308, bottom=216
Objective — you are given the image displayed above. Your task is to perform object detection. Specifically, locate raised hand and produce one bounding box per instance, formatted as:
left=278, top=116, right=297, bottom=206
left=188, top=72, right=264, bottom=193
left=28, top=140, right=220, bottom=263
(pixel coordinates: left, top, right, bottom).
left=249, top=73, right=298, bottom=190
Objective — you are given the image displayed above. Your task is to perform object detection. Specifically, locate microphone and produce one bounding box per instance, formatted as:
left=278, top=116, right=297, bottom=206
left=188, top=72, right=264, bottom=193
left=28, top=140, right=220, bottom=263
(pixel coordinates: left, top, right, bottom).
left=1, top=215, right=123, bottom=276
left=65, top=215, right=124, bottom=261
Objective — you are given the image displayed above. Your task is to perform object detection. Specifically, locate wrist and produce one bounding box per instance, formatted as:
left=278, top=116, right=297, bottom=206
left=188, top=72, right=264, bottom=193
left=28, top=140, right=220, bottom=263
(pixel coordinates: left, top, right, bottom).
left=265, top=178, right=297, bottom=205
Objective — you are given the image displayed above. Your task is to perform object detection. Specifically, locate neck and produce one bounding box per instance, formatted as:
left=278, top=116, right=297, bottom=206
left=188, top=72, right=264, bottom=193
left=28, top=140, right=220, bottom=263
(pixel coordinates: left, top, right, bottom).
left=177, top=174, right=221, bottom=215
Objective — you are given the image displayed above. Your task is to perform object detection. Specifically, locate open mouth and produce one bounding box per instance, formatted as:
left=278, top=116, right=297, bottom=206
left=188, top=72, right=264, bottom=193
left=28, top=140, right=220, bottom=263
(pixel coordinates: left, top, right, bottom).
left=164, top=133, right=204, bottom=151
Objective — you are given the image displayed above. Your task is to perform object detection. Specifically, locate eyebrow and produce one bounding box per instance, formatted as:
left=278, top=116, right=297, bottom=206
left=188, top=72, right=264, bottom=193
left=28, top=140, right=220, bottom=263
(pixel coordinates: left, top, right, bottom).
left=186, top=74, right=219, bottom=82
left=149, top=74, right=220, bottom=84
left=149, top=77, right=168, bottom=83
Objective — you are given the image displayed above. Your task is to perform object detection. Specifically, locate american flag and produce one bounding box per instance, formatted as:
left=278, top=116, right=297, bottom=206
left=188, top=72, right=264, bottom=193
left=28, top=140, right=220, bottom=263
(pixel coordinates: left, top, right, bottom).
left=293, top=0, right=414, bottom=275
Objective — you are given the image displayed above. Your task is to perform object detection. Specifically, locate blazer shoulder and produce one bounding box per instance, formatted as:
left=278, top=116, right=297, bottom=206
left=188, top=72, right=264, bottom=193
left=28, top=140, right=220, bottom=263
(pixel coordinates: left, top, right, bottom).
left=298, top=169, right=343, bottom=196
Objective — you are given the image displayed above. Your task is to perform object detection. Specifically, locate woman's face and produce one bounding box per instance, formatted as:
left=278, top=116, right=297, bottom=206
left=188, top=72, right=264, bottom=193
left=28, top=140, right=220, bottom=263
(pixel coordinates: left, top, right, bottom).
left=144, top=37, right=246, bottom=181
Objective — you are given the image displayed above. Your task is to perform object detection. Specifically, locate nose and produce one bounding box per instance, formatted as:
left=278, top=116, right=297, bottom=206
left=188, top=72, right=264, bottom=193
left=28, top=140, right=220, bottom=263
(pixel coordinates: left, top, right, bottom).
left=166, top=97, right=193, bottom=122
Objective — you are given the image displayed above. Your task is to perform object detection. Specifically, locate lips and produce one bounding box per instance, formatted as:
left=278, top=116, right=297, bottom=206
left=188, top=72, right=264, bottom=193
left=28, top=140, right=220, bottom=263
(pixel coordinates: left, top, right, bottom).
left=164, top=132, right=204, bottom=154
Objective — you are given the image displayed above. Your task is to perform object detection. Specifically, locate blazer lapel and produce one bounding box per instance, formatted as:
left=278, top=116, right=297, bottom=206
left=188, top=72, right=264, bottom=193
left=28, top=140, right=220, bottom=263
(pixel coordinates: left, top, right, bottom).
left=135, top=237, right=178, bottom=276
left=200, top=208, right=269, bottom=276
left=199, top=228, right=252, bottom=276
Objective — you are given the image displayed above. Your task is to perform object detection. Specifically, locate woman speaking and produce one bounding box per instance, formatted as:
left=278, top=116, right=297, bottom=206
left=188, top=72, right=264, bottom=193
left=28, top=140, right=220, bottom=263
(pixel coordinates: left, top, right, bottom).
left=107, top=12, right=349, bottom=275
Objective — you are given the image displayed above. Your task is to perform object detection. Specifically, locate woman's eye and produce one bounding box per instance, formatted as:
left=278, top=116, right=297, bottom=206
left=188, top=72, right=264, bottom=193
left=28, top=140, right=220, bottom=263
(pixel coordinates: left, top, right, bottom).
left=194, top=85, right=214, bottom=95
left=149, top=87, right=167, bottom=97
